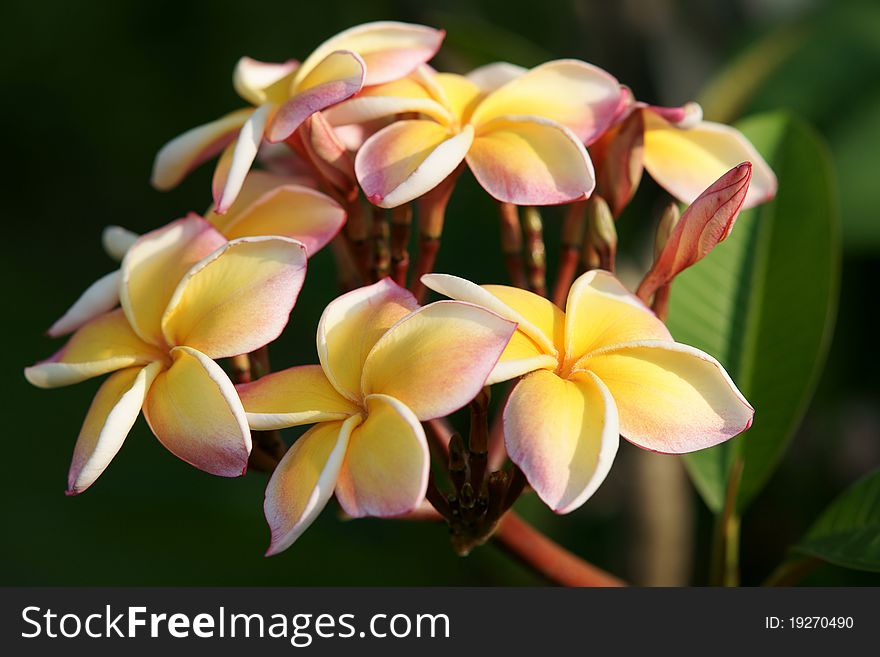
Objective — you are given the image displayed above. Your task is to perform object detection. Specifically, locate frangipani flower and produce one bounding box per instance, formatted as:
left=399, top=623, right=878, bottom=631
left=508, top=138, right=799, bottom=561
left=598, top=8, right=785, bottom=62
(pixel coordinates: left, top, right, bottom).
left=422, top=270, right=753, bottom=513
left=326, top=60, right=622, bottom=207
left=591, top=89, right=777, bottom=215
left=25, top=217, right=308, bottom=493
left=151, top=21, right=444, bottom=212
left=47, top=171, right=344, bottom=338
left=235, top=278, right=516, bottom=553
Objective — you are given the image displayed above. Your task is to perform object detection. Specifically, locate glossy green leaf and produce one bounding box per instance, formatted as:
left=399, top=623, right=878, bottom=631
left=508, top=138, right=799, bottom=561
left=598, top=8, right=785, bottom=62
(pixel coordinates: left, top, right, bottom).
left=796, top=469, right=880, bottom=572
left=666, top=112, right=840, bottom=513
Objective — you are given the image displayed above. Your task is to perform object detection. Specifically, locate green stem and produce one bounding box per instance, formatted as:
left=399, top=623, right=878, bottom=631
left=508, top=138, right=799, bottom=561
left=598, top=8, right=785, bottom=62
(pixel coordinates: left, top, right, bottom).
left=710, top=456, right=743, bottom=586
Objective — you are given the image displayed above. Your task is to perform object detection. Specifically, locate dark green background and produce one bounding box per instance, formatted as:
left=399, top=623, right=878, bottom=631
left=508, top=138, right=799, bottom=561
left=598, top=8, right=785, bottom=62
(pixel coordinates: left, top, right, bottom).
left=4, top=0, right=878, bottom=585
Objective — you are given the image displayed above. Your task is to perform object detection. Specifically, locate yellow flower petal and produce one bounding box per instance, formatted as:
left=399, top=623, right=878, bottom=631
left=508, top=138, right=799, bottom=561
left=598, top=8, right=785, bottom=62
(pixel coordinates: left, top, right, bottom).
left=335, top=394, right=428, bottom=517
left=361, top=300, right=515, bottom=420
left=504, top=369, right=619, bottom=513
left=264, top=415, right=360, bottom=555
left=120, top=216, right=226, bottom=347
left=420, top=273, right=562, bottom=356
left=151, top=108, right=253, bottom=191
left=233, top=57, right=299, bottom=106
left=317, top=279, right=419, bottom=402
left=433, top=73, right=483, bottom=123
left=471, top=59, right=622, bottom=143
left=143, top=346, right=251, bottom=476
left=213, top=102, right=273, bottom=213
left=47, top=269, right=121, bottom=338
left=575, top=340, right=753, bottom=453
left=643, top=112, right=777, bottom=209
left=563, top=270, right=671, bottom=364
left=217, top=183, right=345, bottom=256
left=237, top=365, right=360, bottom=431
left=355, top=119, right=472, bottom=208
left=467, top=116, right=595, bottom=205
left=294, top=21, right=444, bottom=87
left=161, top=236, right=307, bottom=359
left=67, top=362, right=163, bottom=495
left=25, top=309, right=164, bottom=388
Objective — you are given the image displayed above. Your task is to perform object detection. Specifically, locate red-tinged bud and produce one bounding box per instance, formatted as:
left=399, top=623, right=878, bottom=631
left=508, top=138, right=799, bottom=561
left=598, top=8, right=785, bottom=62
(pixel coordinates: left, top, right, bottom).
left=654, top=202, right=681, bottom=260
left=584, top=195, right=617, bottom=271
left=298, top=112, right=358, bottom=201
left=591, top=109, right=645, bottom=217
left=637, top=162, right=752, bottom=303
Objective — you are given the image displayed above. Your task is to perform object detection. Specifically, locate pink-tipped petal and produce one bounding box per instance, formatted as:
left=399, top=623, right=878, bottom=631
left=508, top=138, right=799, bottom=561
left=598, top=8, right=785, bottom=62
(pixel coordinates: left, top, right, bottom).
left=161, top=236, right=307, bottom=359
left=267, top=51, right=365, bottom=143
left=264, top=416, right=358, bottom=555
left=564, top=270, right=671, bottom=362
left=213, top=102, right=273, bottom=213
left=467, top=115, right=595, bottom=205
left=643, top=113, right=777, bottom=209
left=335, top=394, right=428, bottom=517
left=637, top=163, right=752, bottom=300
left=355, top=119, right=472, bottom=208
left=471, top=59, right=623, bottom=144
left=589, top=109, right=645, bottom=217
left=151, top=109, right=253, bottom=191
left=47, top=270, right=121, bottom=338
left=504, top=369, right=620, bottom=513
left=218, top=183, right=345, bottom=256
left=646, top=102, right=703, bottom=128
left=143, top=346, right=251, bottom=476
left=317, top=278, right=419, bottom=402
left=25, top=309, right=164, bottom=389
left=576, top=340, right=754, bottom=453
left=297, top=112, right=358, bottom=199
left=237, top=365, right=360, bottom=431
left=361, top=300, right=517, bottom=420
left=295, top=21, right=444, bottom=87
left=120, top=215, right=226, bottom=346
left=233, top=56, right=299, bottom=106
left=67, top=362, right=163, bottom=495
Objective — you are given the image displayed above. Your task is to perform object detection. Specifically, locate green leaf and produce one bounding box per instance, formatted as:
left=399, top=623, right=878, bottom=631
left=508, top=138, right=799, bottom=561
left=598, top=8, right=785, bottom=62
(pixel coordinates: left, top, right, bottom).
left=666, top=112, right=840, bottom=513
left=796, top=469, right=880, bottom=572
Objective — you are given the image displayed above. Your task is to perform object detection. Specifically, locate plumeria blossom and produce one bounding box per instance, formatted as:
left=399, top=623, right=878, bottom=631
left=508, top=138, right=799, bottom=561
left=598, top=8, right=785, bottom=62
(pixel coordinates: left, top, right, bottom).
left=325, top=60, right=623, bottom=207
left=151, top=21, right=445, bottom=212
left=47, top=171, right=345, bottom=338
left=25, top=217, right=308, bottom=493
left=235, top=278, right=516, bottom=553
left=422, top=270, right=754, bottom=513
left=591, top=87, right=777, bottom=215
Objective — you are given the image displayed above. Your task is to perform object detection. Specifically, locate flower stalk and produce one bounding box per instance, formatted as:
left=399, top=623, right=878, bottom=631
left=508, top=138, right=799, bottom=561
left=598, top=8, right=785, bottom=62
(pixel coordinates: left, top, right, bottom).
left=552, top=201, right=587, bottom=306
left=390, top=204, right=413, bottom=286
left=498, top=203, right=527, bottom=288
left=522, top=207, right=547, bottom=296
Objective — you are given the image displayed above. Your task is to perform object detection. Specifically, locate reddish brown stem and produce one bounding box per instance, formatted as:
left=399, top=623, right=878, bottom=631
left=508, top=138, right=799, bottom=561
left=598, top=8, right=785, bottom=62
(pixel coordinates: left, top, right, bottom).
left=493, top=512, right=626, bottom=587
left=370, top=205, right=390, bottom=282
left=390, top=205, right=412, bottom=287
left=522, top=207, right=547, bottom=296
left=410, top=169, right=461, bottom=301
left=553, top=202, right=587, bottom=307
left=498, top=203, right=527, bottom=288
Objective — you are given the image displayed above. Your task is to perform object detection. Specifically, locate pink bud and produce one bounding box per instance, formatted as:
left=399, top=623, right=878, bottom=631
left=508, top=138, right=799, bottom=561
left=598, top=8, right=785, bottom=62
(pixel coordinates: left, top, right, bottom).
left=637, top=162, right=752, bottom=302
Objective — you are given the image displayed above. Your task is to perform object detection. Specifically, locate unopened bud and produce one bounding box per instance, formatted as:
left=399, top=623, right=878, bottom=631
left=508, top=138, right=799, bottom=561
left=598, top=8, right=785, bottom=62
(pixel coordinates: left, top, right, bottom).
left=585, top=195, right=617, bottom=271
left=654, top=202, right=681, bottom=260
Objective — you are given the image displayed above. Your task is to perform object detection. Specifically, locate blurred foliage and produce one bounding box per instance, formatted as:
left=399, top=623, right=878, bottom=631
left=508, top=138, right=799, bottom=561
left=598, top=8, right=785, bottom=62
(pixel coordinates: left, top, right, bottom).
left=3, top=0, right=878, bottom=586
left=797, top=468, right=880, bottom=572
left=668, top=112, right=839, bottom=512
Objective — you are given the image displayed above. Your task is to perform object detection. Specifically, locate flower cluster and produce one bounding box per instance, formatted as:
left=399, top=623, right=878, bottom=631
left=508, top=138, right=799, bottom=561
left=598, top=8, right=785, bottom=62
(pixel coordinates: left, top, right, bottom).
left=27, top=21, right=771, bottom=555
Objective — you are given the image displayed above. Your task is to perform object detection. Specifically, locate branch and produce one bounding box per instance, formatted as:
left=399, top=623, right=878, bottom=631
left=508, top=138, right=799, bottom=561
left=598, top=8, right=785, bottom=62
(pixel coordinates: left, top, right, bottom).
left=493, top=511, right=625, bottom=587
